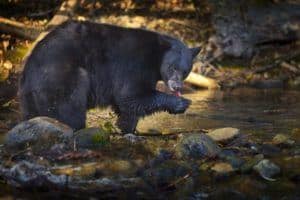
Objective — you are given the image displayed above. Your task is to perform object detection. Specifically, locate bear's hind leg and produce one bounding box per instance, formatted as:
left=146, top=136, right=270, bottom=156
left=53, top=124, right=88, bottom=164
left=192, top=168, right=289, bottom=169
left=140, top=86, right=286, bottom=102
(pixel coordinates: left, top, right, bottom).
left=57, top=100, right=87, bottom=130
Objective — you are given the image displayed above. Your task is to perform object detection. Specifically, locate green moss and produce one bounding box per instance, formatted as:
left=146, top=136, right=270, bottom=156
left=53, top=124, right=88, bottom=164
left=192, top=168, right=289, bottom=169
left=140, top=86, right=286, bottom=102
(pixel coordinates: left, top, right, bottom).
left=91, top=129, right=110, bottom=146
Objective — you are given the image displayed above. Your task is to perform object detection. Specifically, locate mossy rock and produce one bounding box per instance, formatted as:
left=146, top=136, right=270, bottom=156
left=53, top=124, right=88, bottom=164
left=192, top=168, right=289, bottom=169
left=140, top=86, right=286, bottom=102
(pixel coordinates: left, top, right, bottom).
left=74, top=127, right=110, bottom=149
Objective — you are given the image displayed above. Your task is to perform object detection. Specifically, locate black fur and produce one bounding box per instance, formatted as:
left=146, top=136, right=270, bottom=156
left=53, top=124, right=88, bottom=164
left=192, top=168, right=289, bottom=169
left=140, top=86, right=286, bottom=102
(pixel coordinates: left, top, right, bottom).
left=19, top=20, right=200, bottom=133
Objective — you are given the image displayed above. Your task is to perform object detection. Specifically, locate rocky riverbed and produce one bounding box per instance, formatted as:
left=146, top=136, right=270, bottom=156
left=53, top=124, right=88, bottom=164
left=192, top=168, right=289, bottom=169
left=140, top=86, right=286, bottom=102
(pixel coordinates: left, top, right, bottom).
left=0, top=89, right=300, bottom=199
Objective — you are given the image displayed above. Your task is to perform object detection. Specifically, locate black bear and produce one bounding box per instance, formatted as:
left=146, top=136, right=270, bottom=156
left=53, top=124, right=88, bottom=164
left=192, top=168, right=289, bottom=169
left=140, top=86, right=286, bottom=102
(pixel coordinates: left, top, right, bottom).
left=19, top=20, right=200, bottom=133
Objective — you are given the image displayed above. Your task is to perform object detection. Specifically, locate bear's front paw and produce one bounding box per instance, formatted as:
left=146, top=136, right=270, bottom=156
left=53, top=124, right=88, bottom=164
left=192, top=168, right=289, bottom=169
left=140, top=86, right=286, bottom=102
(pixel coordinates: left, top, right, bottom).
left=168, top=97, right=191, bottom=114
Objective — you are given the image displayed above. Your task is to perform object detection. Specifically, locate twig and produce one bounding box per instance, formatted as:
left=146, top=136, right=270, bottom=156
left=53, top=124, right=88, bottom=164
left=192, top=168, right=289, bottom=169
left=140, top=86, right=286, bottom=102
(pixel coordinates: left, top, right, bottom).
left=281, top=61, right=300, bottom=74
left=162, top=173, right=191, bottom=191
left=252, top=50, right=300, bottom=74
left=27, top=9, right=56, bottom=18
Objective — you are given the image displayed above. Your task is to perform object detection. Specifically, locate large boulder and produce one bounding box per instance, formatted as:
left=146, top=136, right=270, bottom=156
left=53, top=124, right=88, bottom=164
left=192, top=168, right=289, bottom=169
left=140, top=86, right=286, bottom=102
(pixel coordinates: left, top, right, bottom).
left=5, top=117, right=73, bottom=151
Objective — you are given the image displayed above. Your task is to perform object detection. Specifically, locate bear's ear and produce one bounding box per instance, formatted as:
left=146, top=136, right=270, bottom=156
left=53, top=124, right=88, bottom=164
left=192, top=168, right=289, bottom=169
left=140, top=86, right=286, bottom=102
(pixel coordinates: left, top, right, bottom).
left=190, top=47, right=201, bottom=59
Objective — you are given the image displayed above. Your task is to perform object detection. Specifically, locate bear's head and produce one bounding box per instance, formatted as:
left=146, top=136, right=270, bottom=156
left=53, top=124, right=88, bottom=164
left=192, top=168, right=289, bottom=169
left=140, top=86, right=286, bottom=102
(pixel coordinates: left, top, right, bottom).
left=160, top=36, right=200, bottom=96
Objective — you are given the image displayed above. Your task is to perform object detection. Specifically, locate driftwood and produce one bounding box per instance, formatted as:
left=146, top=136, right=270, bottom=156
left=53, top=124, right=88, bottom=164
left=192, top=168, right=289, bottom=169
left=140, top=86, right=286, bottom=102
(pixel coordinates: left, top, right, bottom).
left=46, top=0, right=78, bottom=28
left=0, top=0, right=78, bottom=41
left=0, top=17, right=41, bottom=40
left=185, top=72, right=219, bottom=89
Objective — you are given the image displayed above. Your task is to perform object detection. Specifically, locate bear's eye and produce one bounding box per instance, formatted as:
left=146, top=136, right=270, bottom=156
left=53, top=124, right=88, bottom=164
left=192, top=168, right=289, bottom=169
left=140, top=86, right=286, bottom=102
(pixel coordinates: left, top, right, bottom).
left=170, top=65, right=176, bottom=72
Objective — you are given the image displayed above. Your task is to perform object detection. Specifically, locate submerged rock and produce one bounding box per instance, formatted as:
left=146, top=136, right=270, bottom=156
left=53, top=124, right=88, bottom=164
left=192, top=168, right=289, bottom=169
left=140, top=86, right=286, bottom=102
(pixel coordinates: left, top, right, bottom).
left=74, top=127, right=110, bottom=149
left=259, top=144, right=281, bottom=157
left=218, top=151, right=245, bottom=169
left=142, top=160, right=192, bottom=190
left=5, top=117, right=73, bottom=151
left=176, top=133, right=221, bottom=159
left=207, top=127, right=240, bottom=143
left=250, top=79, right=284, bottom=89
left=240, top=154, right=264, bottom=173
left=253, top=159, right=281, bottom=181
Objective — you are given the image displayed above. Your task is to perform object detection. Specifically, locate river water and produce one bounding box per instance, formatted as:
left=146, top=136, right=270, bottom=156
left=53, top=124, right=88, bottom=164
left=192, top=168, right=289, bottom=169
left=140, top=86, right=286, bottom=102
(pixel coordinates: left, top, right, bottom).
left=138, top=88, right=300, bottom=138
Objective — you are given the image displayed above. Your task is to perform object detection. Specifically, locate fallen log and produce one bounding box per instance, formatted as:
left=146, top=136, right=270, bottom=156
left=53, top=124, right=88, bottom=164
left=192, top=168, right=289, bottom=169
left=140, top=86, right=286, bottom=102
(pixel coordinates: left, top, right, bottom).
left=0, top=16, right=41, bottom=40
left=0, top=0, right=78, bottom=41
left=185, top=71, right=219, bottom=90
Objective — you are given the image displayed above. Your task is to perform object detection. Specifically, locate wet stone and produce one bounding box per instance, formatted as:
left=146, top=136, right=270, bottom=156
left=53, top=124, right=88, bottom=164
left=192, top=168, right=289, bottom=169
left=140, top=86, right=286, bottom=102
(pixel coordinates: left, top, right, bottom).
left=227, top=134, right=249, bottom=147
left=207, top=127, right=241, bottom=143
left=142, top=160, right=192, bottom=189
left=259, top=144, right=281, bottom=157
left=5, top=117, right=73, bottom=152
left=240, top=154, right=264, bottom=174
left=74, top=127, right=110, bottom=149
left=272, top=134, right=295, bottom=147
left=218, top=149, right=245, bottom=169
left=176, top=133, right=221, bottom=159
left=211, top=162, right=235, bottom=175
left=148, top=149, right=174, bottom=168
left=253, top=159, right=281, bottom=181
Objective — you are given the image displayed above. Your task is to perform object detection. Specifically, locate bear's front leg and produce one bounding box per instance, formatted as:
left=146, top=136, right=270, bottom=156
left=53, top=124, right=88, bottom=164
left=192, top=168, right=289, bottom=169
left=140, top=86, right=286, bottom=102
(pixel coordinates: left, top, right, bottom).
left=116, top=91, right=191, bottom=133
left=116, top=114, right=138, bottom=134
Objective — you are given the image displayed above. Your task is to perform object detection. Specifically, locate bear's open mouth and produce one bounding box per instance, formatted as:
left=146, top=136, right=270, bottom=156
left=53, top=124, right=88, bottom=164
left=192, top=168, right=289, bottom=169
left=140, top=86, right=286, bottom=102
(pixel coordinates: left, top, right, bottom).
left=166, top=80, right=183, bottom=97
left=172, top=91, right=182, bottom=97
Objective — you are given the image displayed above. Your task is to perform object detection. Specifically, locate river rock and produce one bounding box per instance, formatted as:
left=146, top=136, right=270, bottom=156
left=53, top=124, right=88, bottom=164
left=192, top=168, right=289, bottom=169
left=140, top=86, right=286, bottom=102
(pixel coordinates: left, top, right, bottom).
left=259, top=144, right=281, bottom=157
left=253, top=159, right=280, bottom=181
left=176, top=133, right=221, bottom=159
left=240, top=154, right=264, bottom=173
left=74, top=127, right=110, bottom=149
left=272, top=134, right=295, bottom=147
left=218, top=149, right=245, bottom=169
left=142, top=160, right=192, bottom=188
left=211, top=162, right=234, bottom=175
left=206, top=127, right=240, bottom=143
left=5, top=117, right=73, bottom=151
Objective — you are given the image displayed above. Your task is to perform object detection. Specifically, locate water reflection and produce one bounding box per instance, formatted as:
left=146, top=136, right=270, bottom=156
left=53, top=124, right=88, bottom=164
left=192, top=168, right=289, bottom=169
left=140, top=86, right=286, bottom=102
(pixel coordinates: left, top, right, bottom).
left=137, top=88, right=300, bottom=138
